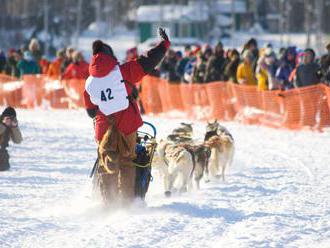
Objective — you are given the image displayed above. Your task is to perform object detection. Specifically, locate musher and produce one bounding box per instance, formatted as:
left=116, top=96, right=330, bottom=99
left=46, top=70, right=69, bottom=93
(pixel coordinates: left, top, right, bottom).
left=84, top=28, right=170, bottom=206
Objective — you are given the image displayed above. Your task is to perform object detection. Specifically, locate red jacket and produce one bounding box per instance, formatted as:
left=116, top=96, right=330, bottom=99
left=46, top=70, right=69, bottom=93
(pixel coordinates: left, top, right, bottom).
left=84, top=40, right=169, bottom=142
left=63, top=61, right=89, bottom=80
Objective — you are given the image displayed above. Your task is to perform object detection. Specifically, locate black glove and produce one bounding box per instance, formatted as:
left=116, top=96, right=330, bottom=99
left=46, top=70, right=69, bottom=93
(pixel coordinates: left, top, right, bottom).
left=158, top=27, right=169, bottom=41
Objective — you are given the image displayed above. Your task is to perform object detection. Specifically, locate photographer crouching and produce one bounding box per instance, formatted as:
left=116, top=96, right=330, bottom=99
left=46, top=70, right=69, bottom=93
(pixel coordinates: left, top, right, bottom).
left=0, top=107, right=23, bottom=171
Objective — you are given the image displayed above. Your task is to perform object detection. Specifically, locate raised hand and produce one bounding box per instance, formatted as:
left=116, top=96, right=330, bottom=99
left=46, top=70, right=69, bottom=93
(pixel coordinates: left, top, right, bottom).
left=158, top=27, right=169, bottom=41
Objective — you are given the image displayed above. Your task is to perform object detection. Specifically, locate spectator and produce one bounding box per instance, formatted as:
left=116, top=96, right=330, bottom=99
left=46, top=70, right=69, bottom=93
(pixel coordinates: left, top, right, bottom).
left=242, top=38, right=259, bottom=72
left=236, top=51, right=257, bottom=85
left=204, top=42, right=226, bottom=82
left=62, top=47, right=75, bottom=72
left=183, top=55, right=196, bottom=83
left=17, top=51, right=40, bottom=78
left=175, top=51, right=183, bottom=63
left=276, top=47, right=296, bottom=90
left=176, top=45, right=192, bottom=80
left=62, top=51, right=89, bottom=80
left=47, top=49, right=65, bottom=79
left=256, top=48, right=278, bottom=90
left=4, top=49, right=20, bottom=78
left=320, top=43, right=330, bottom=84
left=288, top=52, right=304, bottom=84
left=126, top=47, right=138, bottom=62
left=39, top=57, right=50, bottom=74
left=295, top=48, right=321, bottom=88
left=264, top=47, right=279, bottom=90
left=160, top=49, right=180, bottom=82
left=0, top=50, right=6, bottom=73
left=278, top=47, right=286, bottom=59
left=224, top=49, right=240, bottom=83
left=192, top=51, right=208, bottom=83
left=256, top=56, right=269, bottom=90
left=0, top=107, right=22, bottom=171
left=28, top=38, right=42, bottom=63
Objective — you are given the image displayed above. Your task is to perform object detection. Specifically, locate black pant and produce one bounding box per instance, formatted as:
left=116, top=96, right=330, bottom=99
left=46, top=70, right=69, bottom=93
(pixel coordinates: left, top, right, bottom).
left=0, top=150, right=10, bottom=171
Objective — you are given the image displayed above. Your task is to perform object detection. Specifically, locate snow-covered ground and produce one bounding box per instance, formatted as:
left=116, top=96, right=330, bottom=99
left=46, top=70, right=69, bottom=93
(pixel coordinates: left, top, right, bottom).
left=0, top=109, right=329, bottom=248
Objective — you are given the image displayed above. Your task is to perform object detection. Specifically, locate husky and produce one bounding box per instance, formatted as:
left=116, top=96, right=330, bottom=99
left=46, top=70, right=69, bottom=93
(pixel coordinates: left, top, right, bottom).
left=172, top=123, right=193, bottom=136
left=204, top=120, right=235, bottom=181
left=153, top=140, right=194, bottom=197
left=167, top=122, right=193, bottom=144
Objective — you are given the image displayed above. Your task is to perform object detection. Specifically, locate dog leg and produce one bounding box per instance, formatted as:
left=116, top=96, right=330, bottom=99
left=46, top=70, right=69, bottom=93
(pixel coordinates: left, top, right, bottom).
left=209, top=147, right=219, bottom=178
left=204, top=164, right=210, bottom=183
left=221, top=164, right=226, bottom=181
left=164, top=173, right=175, bottom=197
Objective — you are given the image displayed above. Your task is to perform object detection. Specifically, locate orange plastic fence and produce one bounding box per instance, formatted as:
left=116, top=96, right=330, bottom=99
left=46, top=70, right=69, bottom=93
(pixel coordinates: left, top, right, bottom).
left=0, top=73, right=16, bottom=83
left=157, top=80, right=184, bottom=113
left=1, top=73, right=330, bottom=131
left=0, top=74, right=69, bottom=109
left=62, top=79, right=85, bottom=108
left=140, top=76, right=163, bottom=114
left=0, top=73, right=17, bottom=106
left=140, top=75, right=330, bottom=131
left=21, top=75, right=45, bottom=108
left=206, top=82, right=234, bottom=121
left=324, top=85, right=330, bottom=110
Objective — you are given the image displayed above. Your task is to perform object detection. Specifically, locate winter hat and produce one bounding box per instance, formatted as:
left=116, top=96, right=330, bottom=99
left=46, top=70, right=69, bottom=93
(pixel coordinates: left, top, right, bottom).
left=92, top=40, right=114, bottom=57
left=304, top=48, right=315, bottom=59
left=175, top=51, right=183, bottom=58
left=193, top=46, right=201, bottom=56
left=246, top=38, right=258, bottom=48
left=8, top=48, right=16, bottom=55
left=2, top=107, right=16, bottom=118
left=23, top=51, right=33, bottom=61
left=264, top=47, right=273, bottom=57
left=72, top=51, right=83, bottom=63
left=264, top=42, right=273, bottom=49
left=56, top=49, right=65, bottom=58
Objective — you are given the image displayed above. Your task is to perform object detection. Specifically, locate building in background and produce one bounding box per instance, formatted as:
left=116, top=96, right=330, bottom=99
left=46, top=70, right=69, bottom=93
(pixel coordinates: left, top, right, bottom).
left=0, top=0, right=330, bottom=53
left=132, top=4, right=209, bottom=42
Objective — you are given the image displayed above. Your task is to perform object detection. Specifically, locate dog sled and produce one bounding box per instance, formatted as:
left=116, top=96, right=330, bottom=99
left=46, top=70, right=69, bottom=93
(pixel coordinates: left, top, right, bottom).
left=90, top=121, right=157, bottom=201
left=133, top=121, right=157, bottom=199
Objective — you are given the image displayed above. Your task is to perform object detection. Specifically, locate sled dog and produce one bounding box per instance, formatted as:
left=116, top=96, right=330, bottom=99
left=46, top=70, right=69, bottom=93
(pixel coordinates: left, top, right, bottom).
left=167, top=123, right=193, bottom=144
left=204, top=120, right=235, bottom=181
left=153, top=140, right=194, bottom=196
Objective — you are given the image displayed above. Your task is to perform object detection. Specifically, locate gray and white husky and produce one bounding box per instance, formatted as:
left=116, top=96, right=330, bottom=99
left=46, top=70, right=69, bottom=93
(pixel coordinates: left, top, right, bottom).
left=204, top=120, right=235, bottom=181
left=153, top=140, right=194, bottom=196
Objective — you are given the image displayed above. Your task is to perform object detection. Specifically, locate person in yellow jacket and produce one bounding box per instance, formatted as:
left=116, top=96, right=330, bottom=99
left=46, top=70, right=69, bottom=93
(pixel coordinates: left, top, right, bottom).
left=256, top=57, right=269, bottom=90
left=236, top=51, right=257, bottom=85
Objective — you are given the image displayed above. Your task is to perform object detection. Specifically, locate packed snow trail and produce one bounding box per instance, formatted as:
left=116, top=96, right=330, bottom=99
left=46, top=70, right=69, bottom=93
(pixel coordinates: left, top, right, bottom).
left=0, top=110, right=329, bottom=248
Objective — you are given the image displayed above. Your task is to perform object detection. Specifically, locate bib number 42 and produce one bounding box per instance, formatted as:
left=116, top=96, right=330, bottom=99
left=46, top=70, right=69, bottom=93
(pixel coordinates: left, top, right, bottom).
left=101, top=88, right=114, bottom=102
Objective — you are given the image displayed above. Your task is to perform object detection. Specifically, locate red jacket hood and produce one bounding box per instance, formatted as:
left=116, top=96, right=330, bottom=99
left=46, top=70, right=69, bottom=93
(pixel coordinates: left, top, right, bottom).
left=89, top=53, right=118, bottom=77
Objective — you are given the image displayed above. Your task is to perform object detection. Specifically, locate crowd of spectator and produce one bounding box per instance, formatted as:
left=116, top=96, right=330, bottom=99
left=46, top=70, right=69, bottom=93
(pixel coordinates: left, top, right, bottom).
left=158, top=38, right=330, bottom=90
left=1, top=37, right=330, bottom=91
left=0, top=38, right=89, bottom=81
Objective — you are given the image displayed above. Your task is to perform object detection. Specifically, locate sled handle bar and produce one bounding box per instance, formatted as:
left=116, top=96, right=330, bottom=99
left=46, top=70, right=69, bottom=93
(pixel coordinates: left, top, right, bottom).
left=143, top=121, right=157, bottom=138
